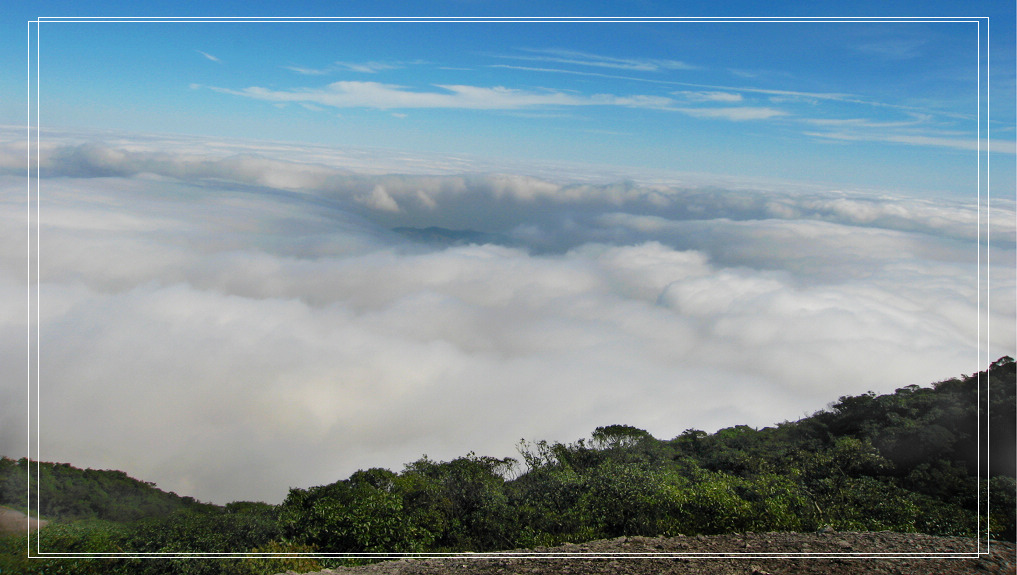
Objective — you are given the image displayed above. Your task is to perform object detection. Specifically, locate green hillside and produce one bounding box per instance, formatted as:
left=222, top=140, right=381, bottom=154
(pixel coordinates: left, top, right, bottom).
left=0, top=458, right=214, bottom=524
left=1, top=357, right=1013, bottom=575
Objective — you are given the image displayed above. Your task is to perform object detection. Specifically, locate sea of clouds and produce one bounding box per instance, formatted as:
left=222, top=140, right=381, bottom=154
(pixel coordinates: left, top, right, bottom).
left=1, top=127, right=1013, bottom=504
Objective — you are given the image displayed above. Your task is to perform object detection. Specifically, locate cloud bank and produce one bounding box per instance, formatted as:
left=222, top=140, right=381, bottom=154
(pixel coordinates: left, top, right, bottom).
left=2, top=130, right=1013, bottom=504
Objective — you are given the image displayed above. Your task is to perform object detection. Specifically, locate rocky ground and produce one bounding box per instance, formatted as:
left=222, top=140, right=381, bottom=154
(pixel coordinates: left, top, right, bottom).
left=275, top=531, right=1015, bottom=575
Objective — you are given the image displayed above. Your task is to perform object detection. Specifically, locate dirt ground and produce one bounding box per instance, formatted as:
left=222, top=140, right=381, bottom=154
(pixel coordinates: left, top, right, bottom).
left=275, top=531, right=1016, bottom=575
left=0, top=505, right=47, bottom=535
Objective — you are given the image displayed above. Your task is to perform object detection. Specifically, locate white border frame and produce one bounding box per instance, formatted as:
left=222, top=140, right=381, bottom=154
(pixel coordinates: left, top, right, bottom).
left=24, top=15, right=995, bottom=562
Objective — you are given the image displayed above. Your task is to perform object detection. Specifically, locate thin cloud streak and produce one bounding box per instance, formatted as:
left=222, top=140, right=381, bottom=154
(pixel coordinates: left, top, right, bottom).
left=283, top=65, right=329, bottom=75
left=333, top=61, right=399, bottom=73
left=677, top=91, right=744, bottom=103
left=676, top=106, right=786, bottom=121
left=209, top=81, right=788, bottom=122
left=505, top=48, right=697, bottom=72
left=489, top=63, right=703, bottom=86
left=283, top=60, right=412, bottom=76
left=806, top=131, right=1017, bottom=154
left=489, top=64, right=853, bottom=101
left=210, top=81, right=678, bottom=111
left=196, top=50, right=221, bottom=63
left=490, top=64, right=973, bottom=122
left=803, top=115, right=933, bottom=129
left=481, top=62, right=987, bottom=152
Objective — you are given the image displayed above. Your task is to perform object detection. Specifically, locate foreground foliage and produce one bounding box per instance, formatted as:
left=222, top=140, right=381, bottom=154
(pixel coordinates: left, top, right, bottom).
left=1, top=357, right=1013, bottom=574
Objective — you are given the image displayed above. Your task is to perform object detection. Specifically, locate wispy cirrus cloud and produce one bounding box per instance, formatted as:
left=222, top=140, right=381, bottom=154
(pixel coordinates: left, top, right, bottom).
left=801, top=113, right=1015, bottom=154
left=804, top=115, right=932, bottom=129
left=489, top=63, right=681, bottom=85
left=215, top=66, right=979, bottom=143
left=677, top=91, right=744, bottom=103
left=283, top=65, right=330, bottom=76
left=333, top=61, right=400, bottom=73
left=196, top=50, right=221, bottom=63
left=489, top=63, right=951, bottom=124
left=283, top=60, right=411, bottom=76
left=490, top=63, right=856, bottom=104
left=493, top=63, right=967, bottom=124
left=667, top=85, right=987, bottom=149
left=210, top=81, right=790, bottom=122
left=670, top=82, right=860, bottom=106
left=806, top=130, right=1017, bottom=154
left=676, top=106, right=787, bottom=121
left=211, top=81, right=677, bottom=111
left=504, top=48, right=697, bottom=72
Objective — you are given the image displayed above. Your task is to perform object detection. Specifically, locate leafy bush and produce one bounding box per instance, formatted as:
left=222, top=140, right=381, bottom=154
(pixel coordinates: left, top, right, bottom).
left=581, top=460, right=684, bottom=537
left=402, top=454, right=516, bottom=551
left=280, top=467, right=434, bottom=554
left=508, top=463, right=593, bottom=545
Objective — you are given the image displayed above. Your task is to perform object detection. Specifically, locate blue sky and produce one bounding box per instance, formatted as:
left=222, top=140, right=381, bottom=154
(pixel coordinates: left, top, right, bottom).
left=5, top=1, right=1015, bottom=197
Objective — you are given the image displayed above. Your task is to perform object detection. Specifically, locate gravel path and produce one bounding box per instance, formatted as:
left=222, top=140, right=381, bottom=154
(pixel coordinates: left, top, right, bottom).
left=0, top=505, right=47, bottom=535
left=275, top=532, right=1015, bottom=575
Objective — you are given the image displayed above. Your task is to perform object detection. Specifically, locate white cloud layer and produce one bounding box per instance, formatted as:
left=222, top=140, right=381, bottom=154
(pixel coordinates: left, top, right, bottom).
left=1, top=130, right=1013, bottom=504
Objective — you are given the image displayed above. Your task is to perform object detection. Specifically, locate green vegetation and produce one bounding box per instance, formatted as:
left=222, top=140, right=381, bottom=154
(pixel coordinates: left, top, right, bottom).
left=0, top=458, right=213, bottom=523
left=1, top=357, right=1013, bottom=574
